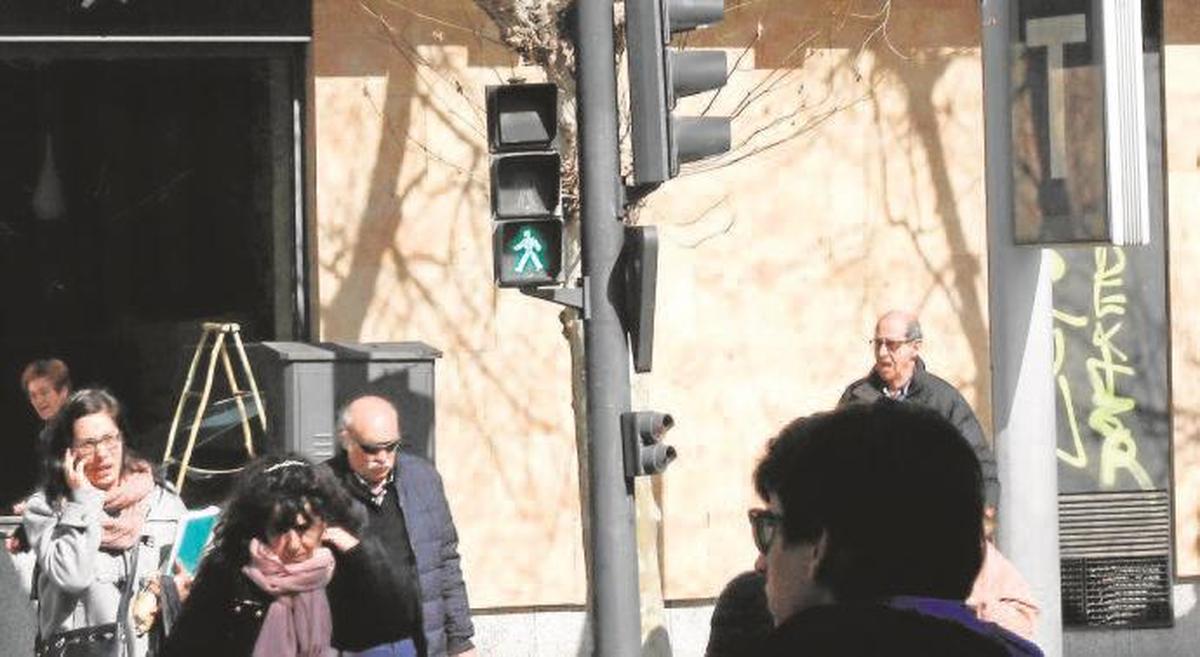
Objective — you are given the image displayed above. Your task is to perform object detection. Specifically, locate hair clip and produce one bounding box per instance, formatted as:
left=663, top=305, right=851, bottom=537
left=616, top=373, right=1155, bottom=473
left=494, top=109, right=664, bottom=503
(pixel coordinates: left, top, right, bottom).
left=264, top=460, right=308, bottom=473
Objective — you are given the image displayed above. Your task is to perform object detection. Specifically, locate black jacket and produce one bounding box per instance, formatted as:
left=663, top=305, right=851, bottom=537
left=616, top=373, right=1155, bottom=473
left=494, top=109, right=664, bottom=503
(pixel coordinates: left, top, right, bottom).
left=764, top=603, right=1043, bottom=657
left=838, top=359, right=999, bottom=508
left=325, top=452, right=475, bottom=657
left=160, top=540, right=418, bottom=657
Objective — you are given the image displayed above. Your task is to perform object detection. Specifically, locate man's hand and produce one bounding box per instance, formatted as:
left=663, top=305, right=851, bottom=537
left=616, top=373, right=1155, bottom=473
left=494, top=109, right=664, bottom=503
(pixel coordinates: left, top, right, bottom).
left=321, top=526, right=360, bottom=553
left=63, top=449, right=93, bottom=492
left=454, top=649, right=478, bottom=657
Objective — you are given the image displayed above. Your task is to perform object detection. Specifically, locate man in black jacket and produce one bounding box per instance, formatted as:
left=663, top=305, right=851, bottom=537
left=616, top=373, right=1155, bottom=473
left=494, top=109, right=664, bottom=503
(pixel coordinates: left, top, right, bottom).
left=325, top=395, right=476, bottom=657
left=749, top=404, right=1042, bottom=656
left=838, top=310, right=999, bottom=518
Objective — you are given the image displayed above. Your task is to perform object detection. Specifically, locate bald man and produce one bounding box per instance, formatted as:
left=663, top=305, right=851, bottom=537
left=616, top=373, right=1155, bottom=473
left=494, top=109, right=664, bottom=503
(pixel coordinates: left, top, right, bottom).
left=325, top=395, right=476, bottom=657
left=838, top=310, right=999, bottom=512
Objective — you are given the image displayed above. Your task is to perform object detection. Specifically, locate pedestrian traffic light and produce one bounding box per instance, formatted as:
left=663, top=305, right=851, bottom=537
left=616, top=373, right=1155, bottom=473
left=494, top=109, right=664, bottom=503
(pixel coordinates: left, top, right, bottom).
left=622, top=411, right=676, bottom=478
left=486, top=82, right=564, bottom=287
left=625, top=0, right=731, bottom=185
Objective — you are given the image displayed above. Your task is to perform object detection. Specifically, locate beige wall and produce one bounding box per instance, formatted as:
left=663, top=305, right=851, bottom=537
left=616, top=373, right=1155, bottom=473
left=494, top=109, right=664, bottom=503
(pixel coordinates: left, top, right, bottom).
left=1165, top=2, right=1200, bottom=579
left=312, top=0, right=1200, bottom=605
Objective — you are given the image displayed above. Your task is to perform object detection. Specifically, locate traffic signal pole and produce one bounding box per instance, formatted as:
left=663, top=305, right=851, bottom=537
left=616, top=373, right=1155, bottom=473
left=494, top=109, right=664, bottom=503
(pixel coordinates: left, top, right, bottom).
left=574, top=0, right=642, bottom=655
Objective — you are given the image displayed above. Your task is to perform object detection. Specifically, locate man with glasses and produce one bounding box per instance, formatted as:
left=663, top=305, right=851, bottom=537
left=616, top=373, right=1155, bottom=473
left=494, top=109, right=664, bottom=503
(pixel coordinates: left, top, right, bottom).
left=324, top=395, right=476, bottom=657
left=838, top=310, right=998, bottom=517
left=748, top=403, right=1042, bottom=656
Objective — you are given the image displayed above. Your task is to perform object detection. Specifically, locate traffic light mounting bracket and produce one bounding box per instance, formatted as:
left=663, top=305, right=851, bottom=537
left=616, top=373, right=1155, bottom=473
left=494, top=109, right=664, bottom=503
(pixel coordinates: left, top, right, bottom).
left=520, top=280, right=588, bottom=316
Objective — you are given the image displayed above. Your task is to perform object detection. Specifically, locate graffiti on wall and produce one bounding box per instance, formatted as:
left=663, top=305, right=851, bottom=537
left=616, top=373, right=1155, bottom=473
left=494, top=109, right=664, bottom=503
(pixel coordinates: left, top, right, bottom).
left=1052, top=247, right=1152, bottom=489
left=1051, top=245, right=1169, bottom=493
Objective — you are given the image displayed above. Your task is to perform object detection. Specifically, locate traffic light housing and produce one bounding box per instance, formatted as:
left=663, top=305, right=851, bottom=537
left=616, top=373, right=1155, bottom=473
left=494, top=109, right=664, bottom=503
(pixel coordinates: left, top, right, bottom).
left=626, top=0, right=731, bottom=184
left=486, top=83, right=564, bottom=287
left=620, top=225, right=658, bottom=373
left=622, top=411, right=676, bottom=478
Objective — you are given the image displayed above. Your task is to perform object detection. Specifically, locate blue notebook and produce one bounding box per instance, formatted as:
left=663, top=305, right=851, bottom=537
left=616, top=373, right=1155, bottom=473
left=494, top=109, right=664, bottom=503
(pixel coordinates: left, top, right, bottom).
left=167, top=506, right=221, bottom=575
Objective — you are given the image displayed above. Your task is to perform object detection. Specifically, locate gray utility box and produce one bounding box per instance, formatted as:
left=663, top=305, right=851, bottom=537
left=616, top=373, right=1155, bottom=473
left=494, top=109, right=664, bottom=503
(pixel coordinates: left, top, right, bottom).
left=246, top=341, right=441, bottom=463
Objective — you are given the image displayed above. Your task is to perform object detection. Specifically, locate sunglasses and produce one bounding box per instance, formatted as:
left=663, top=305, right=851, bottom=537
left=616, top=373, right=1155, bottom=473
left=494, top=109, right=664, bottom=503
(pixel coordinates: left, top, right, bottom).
left=354, top=437, right=402, bottom=456
left=748, top=508, right=784, bottom=554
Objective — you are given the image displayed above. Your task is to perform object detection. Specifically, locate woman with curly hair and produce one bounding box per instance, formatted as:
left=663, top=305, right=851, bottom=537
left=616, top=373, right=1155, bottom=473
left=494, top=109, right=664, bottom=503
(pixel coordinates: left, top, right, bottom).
left=23, top=388, right=187, bottom=657
left=161, top=453, right=419, bottom=657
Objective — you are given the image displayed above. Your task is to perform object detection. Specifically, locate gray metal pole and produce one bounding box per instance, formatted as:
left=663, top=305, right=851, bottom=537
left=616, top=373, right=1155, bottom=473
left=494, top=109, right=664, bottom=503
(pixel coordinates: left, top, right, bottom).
left=574, top=0, right=641, bottom=655
left=980, top=1, right=1063, bottom=655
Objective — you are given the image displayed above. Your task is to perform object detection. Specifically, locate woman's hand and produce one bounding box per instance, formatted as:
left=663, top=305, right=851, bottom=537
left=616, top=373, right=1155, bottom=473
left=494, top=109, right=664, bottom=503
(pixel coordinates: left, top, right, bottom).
left=62, top=449, right=93, bottom=492
left=321, top=526, right=360, bottom=553
left=172, top=562, right=195, bottom=602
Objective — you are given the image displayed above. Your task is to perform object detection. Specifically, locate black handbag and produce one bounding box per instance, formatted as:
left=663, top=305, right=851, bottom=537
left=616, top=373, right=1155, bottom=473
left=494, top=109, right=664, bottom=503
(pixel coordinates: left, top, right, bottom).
left=36, top=548, right=140, bottom=657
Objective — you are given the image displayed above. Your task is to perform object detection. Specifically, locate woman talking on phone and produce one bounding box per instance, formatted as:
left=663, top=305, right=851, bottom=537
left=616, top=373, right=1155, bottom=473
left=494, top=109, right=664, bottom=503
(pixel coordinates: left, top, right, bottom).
left=161, top=453, right=419, bottom=657
left=23, top=388, right=186, bottom=657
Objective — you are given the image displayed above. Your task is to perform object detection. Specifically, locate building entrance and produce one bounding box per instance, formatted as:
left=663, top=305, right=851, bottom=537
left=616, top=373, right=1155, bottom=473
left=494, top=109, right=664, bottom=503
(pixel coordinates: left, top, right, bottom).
left=0, top=47, right=308, bottom=463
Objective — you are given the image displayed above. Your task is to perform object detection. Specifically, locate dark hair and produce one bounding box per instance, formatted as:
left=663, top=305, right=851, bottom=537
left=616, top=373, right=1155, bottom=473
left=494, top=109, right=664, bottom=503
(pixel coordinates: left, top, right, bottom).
left=21, top=358, right=71, bottom=393
left=205, top=453, right=362, bottom=570
left=753, top=402, right=983, bottom=601
left=42, top=388, right=151, bottom=502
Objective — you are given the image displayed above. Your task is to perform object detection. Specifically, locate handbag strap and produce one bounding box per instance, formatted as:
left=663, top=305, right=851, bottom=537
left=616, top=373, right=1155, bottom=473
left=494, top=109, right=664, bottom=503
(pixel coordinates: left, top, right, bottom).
left=117, top=546, right=141, bottom=657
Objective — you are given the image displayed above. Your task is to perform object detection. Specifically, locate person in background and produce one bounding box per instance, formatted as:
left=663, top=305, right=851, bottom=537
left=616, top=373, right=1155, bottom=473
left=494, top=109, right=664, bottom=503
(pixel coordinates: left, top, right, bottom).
left=749, top=403, right=1042, bottom=656
left=21, top=358, right=72, bottom=425
left=704, top=570, right=773, bottom=657
left=838, top=310, right=1039, bottom=638
left=23, top=388, right=186, bottom=657
left=325, top=395, right=476, bottom=657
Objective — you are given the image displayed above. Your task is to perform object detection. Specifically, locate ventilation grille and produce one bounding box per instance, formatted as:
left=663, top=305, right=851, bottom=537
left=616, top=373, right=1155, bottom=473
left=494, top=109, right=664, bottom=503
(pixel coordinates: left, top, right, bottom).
left=1059, top=491, right=1172, bottom=628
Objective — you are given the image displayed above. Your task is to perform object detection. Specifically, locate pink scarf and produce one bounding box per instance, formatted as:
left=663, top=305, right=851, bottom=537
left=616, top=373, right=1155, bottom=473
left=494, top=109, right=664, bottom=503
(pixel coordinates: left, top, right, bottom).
left=100, top=463, right=155, bottom=550
left=242, top=539, right=336, bottom=657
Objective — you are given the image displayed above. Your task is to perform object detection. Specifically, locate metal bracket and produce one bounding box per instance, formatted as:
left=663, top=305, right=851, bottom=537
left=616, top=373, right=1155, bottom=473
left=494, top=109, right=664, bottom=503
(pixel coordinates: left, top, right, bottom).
left=623, top=182, right=662, bottom=210
left=520, top=278, right=589, bottom=318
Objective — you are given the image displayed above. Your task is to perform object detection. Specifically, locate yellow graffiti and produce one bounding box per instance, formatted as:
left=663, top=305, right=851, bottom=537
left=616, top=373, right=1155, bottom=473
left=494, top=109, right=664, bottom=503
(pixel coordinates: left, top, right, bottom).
left=1051, top=247, right=1151, bottom=489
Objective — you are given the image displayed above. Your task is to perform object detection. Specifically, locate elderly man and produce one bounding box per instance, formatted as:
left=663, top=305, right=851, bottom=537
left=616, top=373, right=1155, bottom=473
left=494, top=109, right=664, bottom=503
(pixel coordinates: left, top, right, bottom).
left=838, top=310, right=1040, bottom=639
left=750, top=403, right=1042, bottom=656
left=838, top=310, right=999, bottom=513
left=324, top=395, right=476, bottom=657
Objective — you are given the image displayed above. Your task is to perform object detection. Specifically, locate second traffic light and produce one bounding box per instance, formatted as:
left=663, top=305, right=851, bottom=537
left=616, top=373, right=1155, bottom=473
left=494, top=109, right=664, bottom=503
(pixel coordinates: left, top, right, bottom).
left=626, top=0, right=731, bottom=184
left=486, top=83, right=564, bottom=287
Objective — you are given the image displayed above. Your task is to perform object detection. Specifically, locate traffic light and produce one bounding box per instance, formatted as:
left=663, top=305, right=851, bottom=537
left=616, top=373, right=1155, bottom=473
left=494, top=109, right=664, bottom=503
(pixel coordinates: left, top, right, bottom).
left=620, top=225, right=658, bottom=373
left=486, top=82, right=564, bottom=287
left=626, top=0, right=731, bottom=185
left=621, top=411, right=676, bottom=478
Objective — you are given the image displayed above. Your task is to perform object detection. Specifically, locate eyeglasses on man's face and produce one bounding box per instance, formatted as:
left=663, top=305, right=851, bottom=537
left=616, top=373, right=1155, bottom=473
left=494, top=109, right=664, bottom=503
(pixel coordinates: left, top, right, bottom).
left=748, top=508, right=784, bottom=554
left=72, top=432, right=123, bottom=458
left=869, top=337, right=915, bottom=353
left=352, top=436, right=402, bottom=456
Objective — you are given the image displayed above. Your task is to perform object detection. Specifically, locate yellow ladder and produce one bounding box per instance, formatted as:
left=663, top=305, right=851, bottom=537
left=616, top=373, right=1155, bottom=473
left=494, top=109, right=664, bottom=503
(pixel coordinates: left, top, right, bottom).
left=162, top=322, right=267, bottom=492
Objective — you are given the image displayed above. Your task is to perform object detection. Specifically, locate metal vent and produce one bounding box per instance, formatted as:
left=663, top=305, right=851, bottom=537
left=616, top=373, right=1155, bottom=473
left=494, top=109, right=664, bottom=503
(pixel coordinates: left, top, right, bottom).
left=1059, top=491, right=1173, bottom=628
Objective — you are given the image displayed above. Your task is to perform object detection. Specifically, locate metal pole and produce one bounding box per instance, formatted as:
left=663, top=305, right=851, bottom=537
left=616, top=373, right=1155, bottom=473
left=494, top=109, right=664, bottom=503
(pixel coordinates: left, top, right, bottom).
left=574, top=0, right=641, bottom=655
left=980, top=1, right=1063, bottom=655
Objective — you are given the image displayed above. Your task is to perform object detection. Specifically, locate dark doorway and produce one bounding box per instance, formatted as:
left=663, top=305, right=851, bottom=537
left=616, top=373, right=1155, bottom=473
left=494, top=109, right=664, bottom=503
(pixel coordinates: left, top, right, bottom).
left=0, top=50, right=307, bottom=463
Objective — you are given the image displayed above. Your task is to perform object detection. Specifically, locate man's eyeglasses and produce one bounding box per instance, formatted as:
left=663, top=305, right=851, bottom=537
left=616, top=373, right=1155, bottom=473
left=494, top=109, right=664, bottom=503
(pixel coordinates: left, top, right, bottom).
left=747, top=508, right=784, bottom=554
left=72, top=432, right=123, bottom=458
left=869, top=337, right=914, bottom=352
left=353, top=437, right=402, bottom=456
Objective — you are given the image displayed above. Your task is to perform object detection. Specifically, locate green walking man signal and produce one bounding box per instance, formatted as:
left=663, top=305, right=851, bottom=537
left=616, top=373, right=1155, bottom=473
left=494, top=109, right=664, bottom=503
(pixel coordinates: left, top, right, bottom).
left=485, top=83, right=565, bottom=288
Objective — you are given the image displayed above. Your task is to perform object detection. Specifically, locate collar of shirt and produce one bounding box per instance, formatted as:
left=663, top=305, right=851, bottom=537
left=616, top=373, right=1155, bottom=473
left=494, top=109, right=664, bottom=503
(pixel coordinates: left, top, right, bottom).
left=352, top=471, right=394, bottom=507
left=883, top=380, right=911, bottom=400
